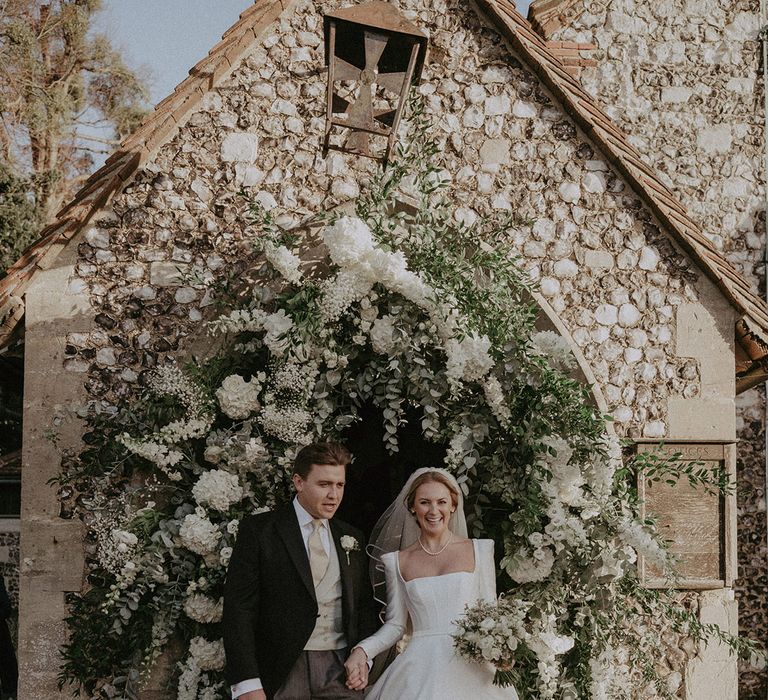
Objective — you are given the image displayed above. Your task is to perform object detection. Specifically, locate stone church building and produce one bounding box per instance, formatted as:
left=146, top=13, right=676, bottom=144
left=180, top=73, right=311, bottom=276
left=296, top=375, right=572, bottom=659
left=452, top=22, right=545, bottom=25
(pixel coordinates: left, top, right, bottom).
left=0, top=0, right=766, bottom=697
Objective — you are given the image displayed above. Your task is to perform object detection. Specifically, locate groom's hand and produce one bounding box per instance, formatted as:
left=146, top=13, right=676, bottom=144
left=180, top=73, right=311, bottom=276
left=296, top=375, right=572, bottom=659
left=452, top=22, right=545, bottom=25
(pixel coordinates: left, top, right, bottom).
left=344, top=646, right=369, bottom=690
left=237, top=691, right=266, bottom=700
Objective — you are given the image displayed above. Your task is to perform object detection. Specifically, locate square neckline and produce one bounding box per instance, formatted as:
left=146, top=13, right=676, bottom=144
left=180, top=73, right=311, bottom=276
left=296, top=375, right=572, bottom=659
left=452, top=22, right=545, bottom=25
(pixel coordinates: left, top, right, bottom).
left=396, top=538, right=477, bottom=583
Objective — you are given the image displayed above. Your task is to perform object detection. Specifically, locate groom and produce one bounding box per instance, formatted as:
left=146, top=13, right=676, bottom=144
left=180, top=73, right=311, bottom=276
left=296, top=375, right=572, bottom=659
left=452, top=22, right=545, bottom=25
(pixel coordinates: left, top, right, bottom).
left=223, top=441, right=378, bottom=699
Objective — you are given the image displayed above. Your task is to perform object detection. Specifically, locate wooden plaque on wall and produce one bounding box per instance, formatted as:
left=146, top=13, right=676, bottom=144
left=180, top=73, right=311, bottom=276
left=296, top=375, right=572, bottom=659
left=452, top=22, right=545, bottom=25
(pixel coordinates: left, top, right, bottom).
left=635, top=441, right=736, bottom=589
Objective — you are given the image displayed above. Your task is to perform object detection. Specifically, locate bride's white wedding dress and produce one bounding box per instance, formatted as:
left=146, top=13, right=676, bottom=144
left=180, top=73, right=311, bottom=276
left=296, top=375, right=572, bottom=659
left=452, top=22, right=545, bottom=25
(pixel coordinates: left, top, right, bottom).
left=357, top=539, right=519, bottom=700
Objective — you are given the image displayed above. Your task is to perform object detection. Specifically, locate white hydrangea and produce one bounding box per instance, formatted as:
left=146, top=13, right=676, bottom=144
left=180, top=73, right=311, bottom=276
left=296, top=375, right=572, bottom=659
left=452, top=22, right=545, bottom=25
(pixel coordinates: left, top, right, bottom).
left=370, top=314, right=398, bottom=355
left=192, top=470, right=244, bottom=512
left=179, top=512, right=221, bottom=556
left=263, top=241, right=302, bottom=284
left=445, top=333, right=495, bottom=382
left=215, top=374, right=263, bottom=420
left=531, top=330, right=576, bottom=371
left=183, top=594, right=223, bottom=624
left=188, top=636, right=225, bottom=671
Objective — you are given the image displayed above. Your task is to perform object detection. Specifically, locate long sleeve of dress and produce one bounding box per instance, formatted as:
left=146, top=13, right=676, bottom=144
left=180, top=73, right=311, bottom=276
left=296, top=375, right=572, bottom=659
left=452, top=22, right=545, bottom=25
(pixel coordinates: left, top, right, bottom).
left=477, top=539, right=497, bottom=604
left=355, top=552, right=407, bottom=660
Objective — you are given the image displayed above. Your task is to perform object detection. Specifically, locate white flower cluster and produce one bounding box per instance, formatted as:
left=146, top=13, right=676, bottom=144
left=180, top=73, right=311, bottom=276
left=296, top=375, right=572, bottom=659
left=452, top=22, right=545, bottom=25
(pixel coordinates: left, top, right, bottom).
left=539, top=437, right=584, bottom=508
left=183, top=594, right=223, bottom=624
left=452, top=597, right=530, bottom=681
left=177, top=637, right=226, bottom=700
left=531, top=331, right=576, bottom=371
left=273, top=361, right=318, bottom=398
left=263, top=241, right=302, bottom=284
left=369, top=314, right=398, bottom=355
left=147, top=365, right=210, bottom=416
left=318, top=268, right=374, bottom=322
left=117, top=433, right=184, bottom=478
left=482, top=376, right=510, bottom=427
left=189, top=636, right=225, bottom=671
left=445, top=333, right=495, bottom=383
left=216, top=374, right=264, bottom=420
left=503, top=537, right=555, bottom=584
left=226, top=435, right=270, bottom=472
left=259, top=403, right=313, bottom=445
left=192, top=469, right=244, bottom=512
left=158, top=416, right=213, bottom=444
left=208, top=307, right=267, bottom=335
left=262, top=309, right=293, bottom=356
left=588, top=644, right=632, bottom=700
left=616, top=516, right=669, bottom=569
left=528, top=615, right=575, bottom=699
left=179, top=511, right=222, bottom=557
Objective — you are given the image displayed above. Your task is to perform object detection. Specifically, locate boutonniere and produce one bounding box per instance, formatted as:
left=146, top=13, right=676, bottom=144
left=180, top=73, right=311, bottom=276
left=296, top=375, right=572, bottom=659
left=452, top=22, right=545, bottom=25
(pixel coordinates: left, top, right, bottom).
left=340, top=535, right=360, bottom=565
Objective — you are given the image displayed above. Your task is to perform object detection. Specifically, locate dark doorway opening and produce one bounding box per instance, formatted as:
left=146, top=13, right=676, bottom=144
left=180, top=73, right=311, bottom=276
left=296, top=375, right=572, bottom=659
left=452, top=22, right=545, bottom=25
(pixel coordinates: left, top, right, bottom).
left=336, top=402, right=446, bottom=541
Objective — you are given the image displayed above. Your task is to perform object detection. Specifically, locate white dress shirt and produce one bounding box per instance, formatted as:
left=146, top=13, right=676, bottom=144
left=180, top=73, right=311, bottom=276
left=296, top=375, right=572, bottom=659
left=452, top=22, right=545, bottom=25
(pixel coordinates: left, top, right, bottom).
left=231, top=499, right=331, bottom=699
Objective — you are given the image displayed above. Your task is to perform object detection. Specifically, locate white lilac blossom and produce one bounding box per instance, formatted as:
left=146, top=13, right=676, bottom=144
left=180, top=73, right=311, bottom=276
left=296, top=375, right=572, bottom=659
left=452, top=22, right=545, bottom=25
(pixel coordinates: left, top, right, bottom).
left=183, top=594, right=224, bottom=624
left=263, top=241, right=302, bottom=284
left=482, top=375, right=511, bottom=427
left=318, top=268, right=374, bottom=322
left=192, top=470, right=244, bottom=512
left=179, top=512, right=222, bottom=557
left=215, top=374, right=263, bottom=420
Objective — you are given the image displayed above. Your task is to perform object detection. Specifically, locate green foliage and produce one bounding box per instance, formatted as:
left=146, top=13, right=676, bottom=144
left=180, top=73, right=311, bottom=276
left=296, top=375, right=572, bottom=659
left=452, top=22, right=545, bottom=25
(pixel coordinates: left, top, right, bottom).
left=0, top=0, right=149, bottom=262
left=0, top=161, right=41, bottom=273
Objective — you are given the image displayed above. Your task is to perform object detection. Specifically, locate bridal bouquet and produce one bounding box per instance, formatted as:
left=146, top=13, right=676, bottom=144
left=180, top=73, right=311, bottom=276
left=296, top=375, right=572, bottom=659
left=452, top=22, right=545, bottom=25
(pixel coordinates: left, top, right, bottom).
left=452, top=597, right=530, bottom=687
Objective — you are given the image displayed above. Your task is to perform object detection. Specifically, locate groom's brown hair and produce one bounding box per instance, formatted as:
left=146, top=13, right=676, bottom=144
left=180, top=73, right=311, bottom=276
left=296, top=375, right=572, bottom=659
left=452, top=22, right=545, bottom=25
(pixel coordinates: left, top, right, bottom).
left=293, top=441, right=352, bottom=479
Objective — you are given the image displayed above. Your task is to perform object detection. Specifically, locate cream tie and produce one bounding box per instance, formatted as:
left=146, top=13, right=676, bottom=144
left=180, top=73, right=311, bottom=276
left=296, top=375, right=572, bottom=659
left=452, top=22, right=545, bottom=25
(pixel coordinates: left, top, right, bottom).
left=308, top=519, right=329, bottom=585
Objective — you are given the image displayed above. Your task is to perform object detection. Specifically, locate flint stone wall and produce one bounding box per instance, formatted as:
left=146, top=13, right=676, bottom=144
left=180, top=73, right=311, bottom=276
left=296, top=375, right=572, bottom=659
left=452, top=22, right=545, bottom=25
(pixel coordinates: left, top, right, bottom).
left=21, top=0, right=742, bottom=697
left=547, top=1, right=767, bottom=694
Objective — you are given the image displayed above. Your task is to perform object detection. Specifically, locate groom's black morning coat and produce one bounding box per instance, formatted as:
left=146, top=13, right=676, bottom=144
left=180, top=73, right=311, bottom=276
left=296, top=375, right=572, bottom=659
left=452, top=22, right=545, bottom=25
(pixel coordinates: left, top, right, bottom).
left=223, top=504, right=378, bottom=698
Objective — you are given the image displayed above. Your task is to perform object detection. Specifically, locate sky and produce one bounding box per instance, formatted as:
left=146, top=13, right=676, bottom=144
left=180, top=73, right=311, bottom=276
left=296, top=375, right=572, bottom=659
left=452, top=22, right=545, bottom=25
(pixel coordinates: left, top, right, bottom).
left=98, top=1, right=532, bottom=107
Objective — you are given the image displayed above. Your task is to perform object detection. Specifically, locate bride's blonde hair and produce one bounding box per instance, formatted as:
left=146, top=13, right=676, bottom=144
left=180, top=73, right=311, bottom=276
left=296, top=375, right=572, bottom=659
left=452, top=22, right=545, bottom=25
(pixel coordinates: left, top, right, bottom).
left=404, top=470, right=460, bottom=511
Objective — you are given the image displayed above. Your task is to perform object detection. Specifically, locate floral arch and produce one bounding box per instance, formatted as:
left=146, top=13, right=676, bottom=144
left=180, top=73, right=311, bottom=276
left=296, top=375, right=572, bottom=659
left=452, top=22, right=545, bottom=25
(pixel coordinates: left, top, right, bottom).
left=58, top=116, right=747, bottom=699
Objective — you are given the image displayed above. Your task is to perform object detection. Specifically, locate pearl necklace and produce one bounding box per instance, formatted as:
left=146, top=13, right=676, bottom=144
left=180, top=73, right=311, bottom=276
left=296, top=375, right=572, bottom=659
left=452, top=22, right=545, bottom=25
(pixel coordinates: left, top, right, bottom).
left=418, top=532, right=453, bottom=556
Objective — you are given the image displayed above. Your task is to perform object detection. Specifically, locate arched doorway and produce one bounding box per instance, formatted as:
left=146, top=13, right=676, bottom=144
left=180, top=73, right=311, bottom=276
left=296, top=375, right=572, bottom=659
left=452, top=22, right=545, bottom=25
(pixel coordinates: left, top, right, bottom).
left=336, top=401, right=446, bottom=540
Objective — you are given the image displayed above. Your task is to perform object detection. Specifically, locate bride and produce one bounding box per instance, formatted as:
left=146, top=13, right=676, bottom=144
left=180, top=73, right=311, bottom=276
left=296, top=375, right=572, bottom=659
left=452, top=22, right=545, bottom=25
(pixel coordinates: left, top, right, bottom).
left=344, top=468, right=519, bottom=699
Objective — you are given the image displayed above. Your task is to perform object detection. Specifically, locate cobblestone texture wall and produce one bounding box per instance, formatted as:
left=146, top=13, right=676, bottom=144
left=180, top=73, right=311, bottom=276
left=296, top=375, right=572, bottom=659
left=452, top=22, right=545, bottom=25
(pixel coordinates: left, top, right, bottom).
left=57, top=0, right=741, bottom=695
left=548, top=1, right=767, bottom=694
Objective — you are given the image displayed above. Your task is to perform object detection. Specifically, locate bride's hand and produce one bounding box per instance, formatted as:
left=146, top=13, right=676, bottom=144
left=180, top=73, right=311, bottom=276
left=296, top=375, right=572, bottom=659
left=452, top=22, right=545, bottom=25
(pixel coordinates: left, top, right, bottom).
left=344, top=646, right=369, bottom=690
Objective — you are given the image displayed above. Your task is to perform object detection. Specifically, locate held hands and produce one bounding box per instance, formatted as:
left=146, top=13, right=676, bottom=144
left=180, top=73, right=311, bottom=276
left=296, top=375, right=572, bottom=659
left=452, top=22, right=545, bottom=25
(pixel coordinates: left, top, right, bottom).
left=344, top=646, right=370, bottom=691
left=238, top=691, right=266, bottom=700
